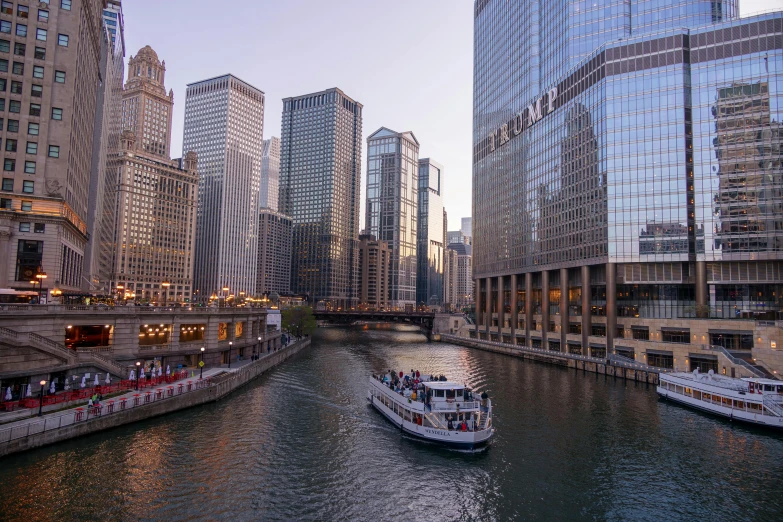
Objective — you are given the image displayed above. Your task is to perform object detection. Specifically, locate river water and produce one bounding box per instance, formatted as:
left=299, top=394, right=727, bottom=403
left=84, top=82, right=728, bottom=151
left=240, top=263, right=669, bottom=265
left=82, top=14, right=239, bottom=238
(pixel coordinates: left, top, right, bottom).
left=1, top=326, right=782, bottom=521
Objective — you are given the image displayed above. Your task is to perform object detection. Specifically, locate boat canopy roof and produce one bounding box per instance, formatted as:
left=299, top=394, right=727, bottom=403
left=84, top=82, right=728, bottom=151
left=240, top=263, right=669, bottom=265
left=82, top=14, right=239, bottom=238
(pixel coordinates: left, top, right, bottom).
left=741, top=377, right=783, bottom=386
left=423, top=381, right=465, bottom=390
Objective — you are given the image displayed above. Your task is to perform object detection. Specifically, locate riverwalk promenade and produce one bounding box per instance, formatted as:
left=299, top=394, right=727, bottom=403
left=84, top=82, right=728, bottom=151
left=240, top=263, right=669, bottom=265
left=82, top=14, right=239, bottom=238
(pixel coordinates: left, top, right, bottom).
left=0, top=337, right=310, bottom=458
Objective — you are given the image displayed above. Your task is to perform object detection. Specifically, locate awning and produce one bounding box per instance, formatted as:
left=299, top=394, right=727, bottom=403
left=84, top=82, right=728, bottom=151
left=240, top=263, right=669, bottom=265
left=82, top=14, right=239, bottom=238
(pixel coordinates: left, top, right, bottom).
left=707, top=329, right=753, bottom=335
left=689, top=353, right=718, bottom=360
left=631, top=325, right=649, bottom=330
left=645, top=349, right=673, bottom=356
left=589, top=343, right=607, bottom=348
left=661, top=327, right=689, bottom=332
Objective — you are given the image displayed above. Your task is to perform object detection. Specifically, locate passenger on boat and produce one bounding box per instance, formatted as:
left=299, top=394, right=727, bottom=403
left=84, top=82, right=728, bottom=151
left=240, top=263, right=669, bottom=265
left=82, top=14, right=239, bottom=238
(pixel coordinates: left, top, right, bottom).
left=460, top=421, right=467, bottom=432
left=447, top=416, right=454, bottom=430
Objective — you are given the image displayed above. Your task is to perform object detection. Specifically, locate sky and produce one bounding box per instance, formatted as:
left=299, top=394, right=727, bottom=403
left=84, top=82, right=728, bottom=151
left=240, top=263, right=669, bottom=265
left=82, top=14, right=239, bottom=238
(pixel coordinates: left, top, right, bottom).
left=123, top=0, right=782, bottom=226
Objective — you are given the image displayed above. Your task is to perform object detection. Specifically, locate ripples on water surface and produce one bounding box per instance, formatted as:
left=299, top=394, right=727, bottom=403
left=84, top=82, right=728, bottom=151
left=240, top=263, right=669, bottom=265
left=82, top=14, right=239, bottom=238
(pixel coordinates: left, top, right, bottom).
left=1, top=325, right=782, bottom=521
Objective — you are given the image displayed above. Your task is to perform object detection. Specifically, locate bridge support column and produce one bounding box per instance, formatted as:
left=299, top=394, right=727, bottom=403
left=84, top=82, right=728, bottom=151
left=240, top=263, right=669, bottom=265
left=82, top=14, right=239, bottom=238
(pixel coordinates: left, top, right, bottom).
left=525, top=272, right=532, bottom=348
left=485, top=277, right=492, bottom=338
left=560, top=267, right=568, bottom=351
left=606, top=262, right=617, bottom=355
left=510, top=274, right=518, bottom=345
left=542, top=270, right=549, bottom=348
left=497, top=275, right=504, bottom=335
left=475, top=279, right=482, bottom=330
left=582, top=265, right=591, bottom=356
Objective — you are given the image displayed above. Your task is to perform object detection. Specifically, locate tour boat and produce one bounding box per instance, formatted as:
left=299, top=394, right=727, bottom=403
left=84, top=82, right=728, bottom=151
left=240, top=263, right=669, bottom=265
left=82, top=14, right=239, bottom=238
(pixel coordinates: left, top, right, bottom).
left=658, top=369, right=783, bottom=429
left=368, top=373, right=494, bottom=449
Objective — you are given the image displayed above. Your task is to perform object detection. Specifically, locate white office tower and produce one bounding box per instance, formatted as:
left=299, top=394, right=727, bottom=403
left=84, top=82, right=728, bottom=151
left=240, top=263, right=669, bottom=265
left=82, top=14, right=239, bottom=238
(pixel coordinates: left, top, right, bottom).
left=183, top=75, right=265, bottom=300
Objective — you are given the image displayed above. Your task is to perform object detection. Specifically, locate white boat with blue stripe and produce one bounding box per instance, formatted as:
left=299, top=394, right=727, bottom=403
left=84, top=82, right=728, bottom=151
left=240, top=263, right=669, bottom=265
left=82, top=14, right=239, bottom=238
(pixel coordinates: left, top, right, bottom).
left=368, top=372, right=494, bottom=449
left=658, top=369, right=783, bottom=429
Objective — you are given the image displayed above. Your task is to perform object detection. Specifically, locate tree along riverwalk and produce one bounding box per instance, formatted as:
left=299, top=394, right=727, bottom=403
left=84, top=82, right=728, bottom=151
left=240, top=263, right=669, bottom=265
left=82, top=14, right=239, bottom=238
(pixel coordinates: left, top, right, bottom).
left=438, top=334, right=661, bottom=384
left=0, top=338, right=310, bottom=458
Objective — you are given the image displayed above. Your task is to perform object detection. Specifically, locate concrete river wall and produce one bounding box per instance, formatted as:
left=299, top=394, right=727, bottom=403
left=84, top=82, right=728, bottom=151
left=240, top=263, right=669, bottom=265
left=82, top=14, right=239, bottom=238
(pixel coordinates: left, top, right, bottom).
left=0, top=338, right=311, bottom=458
left=439, top=334, right=660, bottom=385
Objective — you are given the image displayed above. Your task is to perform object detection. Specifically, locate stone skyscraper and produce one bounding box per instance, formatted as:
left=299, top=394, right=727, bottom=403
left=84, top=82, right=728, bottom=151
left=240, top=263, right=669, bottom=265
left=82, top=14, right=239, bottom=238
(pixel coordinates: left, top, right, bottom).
left=472, top=1, right=783, bottom=375
left=416, top=158, right=444, bottom=309
left=365, top=128, right=419, bottom=309
left=256, top=208, right=292, bottom=296
left=184, top=75, right=264, bottom=300
left=0, top=0, right=105, bottom=296
left=279, top=88, right=362, bottom=310
left=111, top=47, right=199, bottom=304
left=260, top=136, right=280, bottom=210
left=84, top=0, right=125, bottom=292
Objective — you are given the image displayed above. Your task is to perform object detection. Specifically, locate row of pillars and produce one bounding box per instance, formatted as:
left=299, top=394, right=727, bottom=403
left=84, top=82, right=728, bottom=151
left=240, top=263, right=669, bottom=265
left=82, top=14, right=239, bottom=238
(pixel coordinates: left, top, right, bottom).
left=475, top=262, right=709, bottom=355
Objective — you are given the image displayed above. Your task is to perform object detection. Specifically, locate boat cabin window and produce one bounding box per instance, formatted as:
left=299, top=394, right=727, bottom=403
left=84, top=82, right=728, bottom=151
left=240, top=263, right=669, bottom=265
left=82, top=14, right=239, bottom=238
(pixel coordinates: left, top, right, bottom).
left=446, top=389, right=454, bottom=400
left=435, top=389, right=444, bottom=398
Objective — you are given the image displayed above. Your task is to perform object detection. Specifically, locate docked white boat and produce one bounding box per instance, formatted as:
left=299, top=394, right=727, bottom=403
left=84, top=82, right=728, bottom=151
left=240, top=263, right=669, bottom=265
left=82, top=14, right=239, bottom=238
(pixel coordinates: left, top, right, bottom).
left=368, top=373, right=494, bottom=449
left=658, top=369, right=783, bottom=429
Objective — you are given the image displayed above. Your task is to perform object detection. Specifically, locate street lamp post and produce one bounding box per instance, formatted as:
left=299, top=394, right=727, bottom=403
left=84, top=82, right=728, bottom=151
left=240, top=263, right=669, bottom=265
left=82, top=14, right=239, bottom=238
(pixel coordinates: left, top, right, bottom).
left=200, top=346, right=205, bottom=379
left=135, top=361, right=141, bottom=391
left=116, top=284, right=124, bottom=304
left=162, top=281, right=170, bottom=307
left=222, top=286, right=229, bottom=307
left=257, top=336, right=262, bottom=357
left=38, top=379, right=46, bottom=416
left=228, top=341, right=232, bottom=368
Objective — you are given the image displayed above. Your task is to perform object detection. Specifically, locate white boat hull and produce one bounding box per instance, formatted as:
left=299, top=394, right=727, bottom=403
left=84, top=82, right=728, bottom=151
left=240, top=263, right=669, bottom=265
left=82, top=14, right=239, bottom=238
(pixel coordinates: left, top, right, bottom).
left=657, top=386, right=783, bottom=429
left=367, top=391, right=493, bottom=449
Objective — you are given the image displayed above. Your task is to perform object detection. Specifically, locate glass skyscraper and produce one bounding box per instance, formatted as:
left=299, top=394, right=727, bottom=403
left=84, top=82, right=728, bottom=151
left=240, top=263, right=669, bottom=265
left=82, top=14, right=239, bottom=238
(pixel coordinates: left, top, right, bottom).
left=417, top=158, right=445, bottom=308
left=279, top=88, right=363, bottom=310
left=473, top=0, right=783, bottom=375
left=183, top=75, right=264, bottom=300
left=260, top=137, right=280, bottom=211
left=365, top=128, right=420, bottom=309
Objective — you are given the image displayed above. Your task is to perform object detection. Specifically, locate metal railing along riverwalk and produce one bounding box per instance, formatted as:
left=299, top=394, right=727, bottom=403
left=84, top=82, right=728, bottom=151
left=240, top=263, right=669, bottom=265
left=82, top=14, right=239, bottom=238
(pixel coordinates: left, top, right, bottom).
left=0, top=378, right=211, bottom=445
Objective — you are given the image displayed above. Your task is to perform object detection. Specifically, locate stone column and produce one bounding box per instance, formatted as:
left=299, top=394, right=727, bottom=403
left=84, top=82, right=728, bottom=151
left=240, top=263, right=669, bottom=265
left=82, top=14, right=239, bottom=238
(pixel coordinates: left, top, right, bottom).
left=606, top=263, right=616, bottom=355
left=581, top=265, right=591, bottom=356
left=542, top=271, right=549, bottom=347
left=695, top=260, right=708, bottom=318
left=510, top=274, right=518, bottom=344
left=485, top=277, right=492, bottom=337
left=0, top=222, right=10, bottom=288
left=497, top=275, right=504, bottom=334
left=475, top=279, right=483, bottom=328
left=560, top=268, right=568, bottom=350
left=525, top=272, right=532, bottom=347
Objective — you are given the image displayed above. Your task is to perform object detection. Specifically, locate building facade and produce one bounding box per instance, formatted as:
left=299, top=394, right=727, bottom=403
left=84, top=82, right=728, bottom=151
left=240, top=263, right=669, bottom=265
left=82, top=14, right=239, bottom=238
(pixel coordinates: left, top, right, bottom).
left=260, top=136, right=280, bottom=211
left=443, top=246, right=458, bottom=312
left=472, top=1, right=783, bottom=375
left=279, top=88, right=362, bottom=310
left=358, top=233, right=389, bottom=310
left=256, top=208, right=292, bottom=296
left=461, top=217, right=472, bottom=239
left=83, top=1, right=125, bottom=293
left=184, top=74, right=264, bottom=301
left=0, top=0, right=105, bottom=296
left=447, top=230, right=470, bottom=246
left=449, top=242, right=473, bottom=309
left=365, top=127, right=419, bottom=309
left=416, top=158, right=445, bottom=308
left=111, top=132, right=198, bottom=304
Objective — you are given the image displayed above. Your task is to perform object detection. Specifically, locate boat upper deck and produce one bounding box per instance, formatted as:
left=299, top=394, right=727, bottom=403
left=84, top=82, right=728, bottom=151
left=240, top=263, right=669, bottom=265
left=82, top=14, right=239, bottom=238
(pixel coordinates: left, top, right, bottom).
left=663, top=372, right=783, bottom=394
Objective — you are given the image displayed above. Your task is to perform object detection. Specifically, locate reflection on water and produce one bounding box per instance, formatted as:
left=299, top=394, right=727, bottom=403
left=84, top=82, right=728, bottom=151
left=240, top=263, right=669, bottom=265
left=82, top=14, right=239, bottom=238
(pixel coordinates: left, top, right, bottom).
left=1, top=325, right=782, bottom=521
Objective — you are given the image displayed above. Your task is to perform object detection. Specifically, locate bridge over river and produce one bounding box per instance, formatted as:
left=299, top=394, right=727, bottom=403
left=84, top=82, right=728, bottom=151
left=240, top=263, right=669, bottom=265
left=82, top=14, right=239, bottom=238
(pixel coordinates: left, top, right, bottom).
left=312, top=311, right=436, bottom=339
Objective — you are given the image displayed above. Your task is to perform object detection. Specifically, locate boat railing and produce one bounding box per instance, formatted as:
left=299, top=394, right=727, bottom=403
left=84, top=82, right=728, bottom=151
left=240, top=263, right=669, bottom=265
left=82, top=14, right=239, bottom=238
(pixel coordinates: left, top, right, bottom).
left=430, top=400, right=481, bottom=412
left=762, top=395, right=783, bottom=417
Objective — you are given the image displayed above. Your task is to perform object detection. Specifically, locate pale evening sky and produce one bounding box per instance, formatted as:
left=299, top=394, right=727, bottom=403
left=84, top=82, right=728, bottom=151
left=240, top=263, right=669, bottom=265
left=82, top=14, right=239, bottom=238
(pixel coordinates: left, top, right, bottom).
left=123, top=0, right=782, bottom=226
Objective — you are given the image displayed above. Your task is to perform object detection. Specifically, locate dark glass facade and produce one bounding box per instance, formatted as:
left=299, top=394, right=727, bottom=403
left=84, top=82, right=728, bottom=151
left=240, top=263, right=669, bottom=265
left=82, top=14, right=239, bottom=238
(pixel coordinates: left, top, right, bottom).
left=473, top=1, right=783, bottom=365
left=365, top=128, right=419, bottom=308
left=417, top=158, right=445, bottom=308
left=279, top=88, right=363, bottom=310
